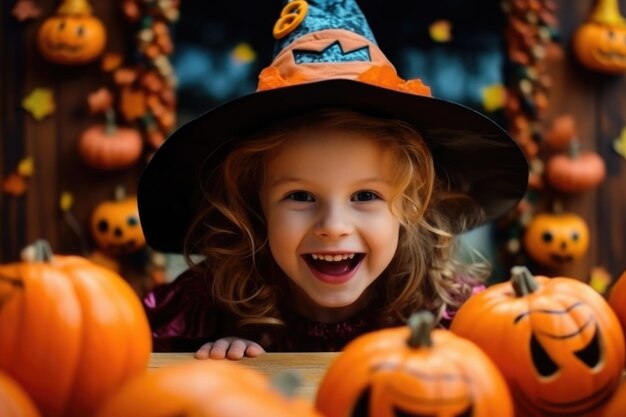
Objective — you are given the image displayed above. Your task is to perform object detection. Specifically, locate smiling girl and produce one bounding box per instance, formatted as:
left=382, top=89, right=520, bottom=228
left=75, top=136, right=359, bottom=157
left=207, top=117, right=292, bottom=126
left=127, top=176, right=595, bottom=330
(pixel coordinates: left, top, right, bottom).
left=138, top=1, right=528, bottom=359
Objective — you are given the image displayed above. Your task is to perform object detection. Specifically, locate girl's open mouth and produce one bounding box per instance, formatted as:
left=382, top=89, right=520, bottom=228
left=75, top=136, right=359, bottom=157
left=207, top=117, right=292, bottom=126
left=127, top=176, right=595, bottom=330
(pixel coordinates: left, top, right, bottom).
left=302, top=253, right=364, bottom=283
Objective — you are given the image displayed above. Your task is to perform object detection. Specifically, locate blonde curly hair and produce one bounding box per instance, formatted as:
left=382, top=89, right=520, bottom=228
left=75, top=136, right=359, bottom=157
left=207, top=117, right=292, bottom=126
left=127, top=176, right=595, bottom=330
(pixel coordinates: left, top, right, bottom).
left=185, top=109, right=489, bottom=331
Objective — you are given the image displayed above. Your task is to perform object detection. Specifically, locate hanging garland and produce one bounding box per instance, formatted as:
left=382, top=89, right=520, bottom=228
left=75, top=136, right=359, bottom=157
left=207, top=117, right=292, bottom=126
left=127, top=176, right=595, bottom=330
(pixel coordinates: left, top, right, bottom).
left=500, top=0, right=562, bottom=265
left=119, top=0, right=180, bottom=152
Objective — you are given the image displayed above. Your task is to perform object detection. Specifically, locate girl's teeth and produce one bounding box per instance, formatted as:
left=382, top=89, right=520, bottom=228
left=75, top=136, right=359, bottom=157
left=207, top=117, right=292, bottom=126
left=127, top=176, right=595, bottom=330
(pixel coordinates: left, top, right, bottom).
left=310, top=254, right=356, bottom=261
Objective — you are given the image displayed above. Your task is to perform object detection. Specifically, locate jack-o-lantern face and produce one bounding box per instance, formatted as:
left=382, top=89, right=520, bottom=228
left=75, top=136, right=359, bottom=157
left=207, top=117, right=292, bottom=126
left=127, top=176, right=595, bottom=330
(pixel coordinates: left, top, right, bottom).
left=350, top=365, right=474, bottom=417
left=523, top=213, right=589, bottom=268
left=316, top=312, right=514, bottom=417
left=573, top=22, right=626, bottom=74
left=91, top=194, right=145, bottom=256
left=451, top=267, right=626, bottom=417
left=38, top=14, right=106, bottom=65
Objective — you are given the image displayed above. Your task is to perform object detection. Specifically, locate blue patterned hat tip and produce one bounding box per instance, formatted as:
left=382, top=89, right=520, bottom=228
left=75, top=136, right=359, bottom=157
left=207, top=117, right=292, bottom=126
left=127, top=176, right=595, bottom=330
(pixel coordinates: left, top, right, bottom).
left=274, top=0, right=377, bottom=57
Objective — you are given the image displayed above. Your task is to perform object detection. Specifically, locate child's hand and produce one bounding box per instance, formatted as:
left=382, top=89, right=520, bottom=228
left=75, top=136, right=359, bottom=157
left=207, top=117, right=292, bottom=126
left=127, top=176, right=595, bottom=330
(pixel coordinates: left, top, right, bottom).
left=194, top=337, right=265, bottom=360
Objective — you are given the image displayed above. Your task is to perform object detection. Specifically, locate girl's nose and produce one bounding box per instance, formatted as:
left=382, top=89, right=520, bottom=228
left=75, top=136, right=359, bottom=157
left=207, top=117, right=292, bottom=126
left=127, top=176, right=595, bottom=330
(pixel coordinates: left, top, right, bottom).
left=314, top=202, right=354, bottom=239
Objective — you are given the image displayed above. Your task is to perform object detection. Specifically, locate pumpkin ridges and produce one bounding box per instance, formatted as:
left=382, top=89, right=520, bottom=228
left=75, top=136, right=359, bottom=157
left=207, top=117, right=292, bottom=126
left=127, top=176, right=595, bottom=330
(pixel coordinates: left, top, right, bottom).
left=451, top=272, right=625, bottom=416
left=78, top=124, right=143, bottom=171
left=0, top=372, right=42, bottom=417
left=0, top=249, right=152, bottom=417
left=0, top=267, right=24, bottom=370
left=60, top=260, right=142, bottom=417
left=0, top=263, right=82, bottom=417
left=315, top=320, right=514, bottom=417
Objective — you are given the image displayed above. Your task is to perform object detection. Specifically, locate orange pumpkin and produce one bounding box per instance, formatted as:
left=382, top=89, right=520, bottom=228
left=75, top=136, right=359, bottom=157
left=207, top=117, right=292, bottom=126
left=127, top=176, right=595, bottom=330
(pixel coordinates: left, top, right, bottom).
left=608, top=269, right=626, bottom=346
left=91, top=186, right=146, bottom=256
left=0, top=372, right=41, bottom=417
left=37, top=0, right=106, bottom=65
left=0, top=240, right=151, bottom=417
left=315, top=311, right=514, bottom=417
left=544, top=114, right=576, bottom=151
left=78, top=111, right=143, bottom=170
left=603, top=379, right=626, bottom=417
left=451, top=266, right=625, bottom=417
left=572, top=0, right=626, bottom=74
left=95, top=360, right=322, bottom=417
left=523, top=212, right=589, bottom=268
left=545, top=141, right=606, bottom=193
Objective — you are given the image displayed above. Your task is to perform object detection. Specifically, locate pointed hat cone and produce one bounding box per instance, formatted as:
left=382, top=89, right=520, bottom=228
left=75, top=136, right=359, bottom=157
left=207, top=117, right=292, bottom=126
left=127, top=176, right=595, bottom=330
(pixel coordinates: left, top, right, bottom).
left=590, top=0, right=626, bottom=26
left=274, top=0, right=377, bottom=56
left=57, top=0, right=93, bottom=16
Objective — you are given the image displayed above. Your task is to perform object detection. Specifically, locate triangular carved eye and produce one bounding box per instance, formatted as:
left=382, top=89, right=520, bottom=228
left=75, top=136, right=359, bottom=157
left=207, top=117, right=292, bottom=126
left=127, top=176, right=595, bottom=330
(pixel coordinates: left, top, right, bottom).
left=456, top=404, right=474, bottom=417
left=351, top=386, right=371, bottom=417
left=574, top=326, right=602, bottom=369
left=393, top=407, right=435, bottom=417
left=531, top=333, right=559, bottom=377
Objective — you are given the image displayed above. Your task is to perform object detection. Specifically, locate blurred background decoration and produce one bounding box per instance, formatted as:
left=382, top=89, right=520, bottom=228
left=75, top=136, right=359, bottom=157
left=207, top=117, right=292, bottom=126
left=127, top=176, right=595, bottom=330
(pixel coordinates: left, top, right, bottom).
left=2, top=0, right=626, bottom=296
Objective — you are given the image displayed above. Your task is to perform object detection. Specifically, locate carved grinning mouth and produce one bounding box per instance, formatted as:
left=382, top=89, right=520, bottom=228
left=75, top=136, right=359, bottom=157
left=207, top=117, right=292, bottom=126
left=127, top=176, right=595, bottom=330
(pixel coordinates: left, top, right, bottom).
left=302, top=253, right=364, bottom=275
left=46, top=41, right=84, bottom=53
left=549, top=253, right=574, bottom=264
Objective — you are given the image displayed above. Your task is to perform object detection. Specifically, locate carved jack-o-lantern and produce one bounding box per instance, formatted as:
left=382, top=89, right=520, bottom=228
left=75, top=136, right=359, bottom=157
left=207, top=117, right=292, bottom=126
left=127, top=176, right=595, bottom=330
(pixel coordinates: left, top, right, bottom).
left=572, top=0, right=626, bottom=74
left=451, top=266, right=625, bottom=417
left=523, top=212, right=589, bottom=268
left=91, top=187, right=145, bottom=256
left=37, top=0, right=106, bottom=65
left=315, top=312, right=514, bottom=417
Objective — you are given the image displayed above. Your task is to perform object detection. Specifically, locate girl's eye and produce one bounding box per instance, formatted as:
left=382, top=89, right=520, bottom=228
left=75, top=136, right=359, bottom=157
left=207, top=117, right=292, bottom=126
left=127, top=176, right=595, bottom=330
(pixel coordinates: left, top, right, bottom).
left=352, top=191, right=380, bottom=202
left=287, top=191, right=314, bottom=202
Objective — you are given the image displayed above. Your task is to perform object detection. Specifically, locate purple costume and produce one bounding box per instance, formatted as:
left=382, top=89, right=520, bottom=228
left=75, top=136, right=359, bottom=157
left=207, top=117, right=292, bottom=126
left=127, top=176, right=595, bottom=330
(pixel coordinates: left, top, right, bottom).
left=143, top=269, right=476, bottom=352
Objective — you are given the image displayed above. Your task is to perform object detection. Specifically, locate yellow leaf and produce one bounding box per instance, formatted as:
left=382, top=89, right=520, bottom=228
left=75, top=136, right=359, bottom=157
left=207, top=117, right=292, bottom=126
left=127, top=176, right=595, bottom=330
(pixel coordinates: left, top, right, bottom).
left=59, top=192, right=74, bottom=212
left=231, top=42, right=257, bottom=64
left=482, top=84, right=507, bottom=112
left=612, top=127, right=626, bottom=159
left=22, top=88, right=55, bottom=121
left=589, top=266, right=612, bottom=295
left=17, top=157, right=34, bottom=177
left=429, top=20, right=452, bottom=43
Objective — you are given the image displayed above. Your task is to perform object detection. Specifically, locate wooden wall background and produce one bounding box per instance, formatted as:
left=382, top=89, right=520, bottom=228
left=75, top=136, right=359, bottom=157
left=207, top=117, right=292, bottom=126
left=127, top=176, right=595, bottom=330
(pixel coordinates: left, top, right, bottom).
left=1, top=0, right=626, bottom=287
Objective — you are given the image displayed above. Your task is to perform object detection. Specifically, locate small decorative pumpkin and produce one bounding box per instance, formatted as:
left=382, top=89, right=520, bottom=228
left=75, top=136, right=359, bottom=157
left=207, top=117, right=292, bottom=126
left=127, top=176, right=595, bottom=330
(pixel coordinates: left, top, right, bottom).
left=544, top=113, right=576, bottom=151
left=523, top=211, right=589, bottom=268
left=95, top=360, right=322, bottom=417
left=37, top=0, right=106, bottom=65
left=572, top=0, right=626, bottom=74
left=607, top=269, right=626, bottom=346
left=91, top=186, right=146, bottom=256
left=546, top=140, right=606, bottom=193
left=0, top=371, right=42, bottom=417
left=0, top=240, right=151, bottom=417
left=451, top=266, right=625, bottom=417
left=315, top=311, right=514, bottom=417
left=78, top=110, right=143, bottom=170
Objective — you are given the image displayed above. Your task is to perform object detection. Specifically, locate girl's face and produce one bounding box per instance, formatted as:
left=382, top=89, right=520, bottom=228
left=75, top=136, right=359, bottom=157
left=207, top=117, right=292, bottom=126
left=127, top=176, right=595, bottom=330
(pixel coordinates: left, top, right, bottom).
left=260, top=129, right=401, bottom=318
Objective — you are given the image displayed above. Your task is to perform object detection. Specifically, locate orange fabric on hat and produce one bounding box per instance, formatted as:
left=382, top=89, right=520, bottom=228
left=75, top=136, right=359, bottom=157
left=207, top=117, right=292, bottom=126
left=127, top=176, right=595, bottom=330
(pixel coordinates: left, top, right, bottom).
left=357, top=65, right=432, bottom=97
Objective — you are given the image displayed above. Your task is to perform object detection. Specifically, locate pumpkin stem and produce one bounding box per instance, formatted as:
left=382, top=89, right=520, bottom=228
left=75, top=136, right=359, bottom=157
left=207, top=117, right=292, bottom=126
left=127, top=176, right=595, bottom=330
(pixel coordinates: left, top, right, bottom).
left=57, top=0, right=93, bottom=16
left=104, top=109, right=118, bottom=136
left=270, top=372, right=301, bottom=398
left=511, top=266, right=539, bottom=296
left=32, top=240, right=54, bottom=263
left=114, top=185, right=126, bottom=201
left=567, top=139, right=581, bottom=159
left=407, top=311, right=434, bottom=348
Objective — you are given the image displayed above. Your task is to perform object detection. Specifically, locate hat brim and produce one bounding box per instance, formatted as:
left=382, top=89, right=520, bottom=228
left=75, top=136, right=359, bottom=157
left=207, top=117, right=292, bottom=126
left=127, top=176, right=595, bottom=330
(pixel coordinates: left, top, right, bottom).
left=138, top=79, right=528, bottom=253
